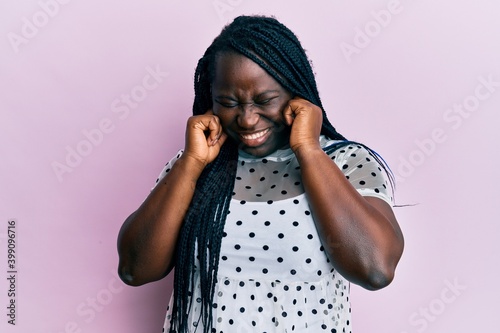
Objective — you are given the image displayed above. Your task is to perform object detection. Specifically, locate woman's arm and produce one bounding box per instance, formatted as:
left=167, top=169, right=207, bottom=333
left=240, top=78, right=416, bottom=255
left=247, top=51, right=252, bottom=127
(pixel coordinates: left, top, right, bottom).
left=117, top=155, right=204, bottom=286
left=117, top=113, right=226, bottom=286
left=284, top=98, right=404, bottom=290
left=295, top=147, right=403, bottom=290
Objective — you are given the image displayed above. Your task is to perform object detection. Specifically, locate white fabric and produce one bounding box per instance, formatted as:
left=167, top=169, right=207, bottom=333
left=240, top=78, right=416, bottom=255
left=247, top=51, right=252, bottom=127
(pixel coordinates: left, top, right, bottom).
left=157, top=136, right=393, bottom=332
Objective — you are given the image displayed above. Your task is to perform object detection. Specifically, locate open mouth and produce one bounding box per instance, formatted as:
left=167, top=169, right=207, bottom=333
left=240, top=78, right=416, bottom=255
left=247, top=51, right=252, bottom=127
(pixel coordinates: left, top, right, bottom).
left=239, top=128, right=271, bottom=147
left=240, top=128, right=270, bottom=140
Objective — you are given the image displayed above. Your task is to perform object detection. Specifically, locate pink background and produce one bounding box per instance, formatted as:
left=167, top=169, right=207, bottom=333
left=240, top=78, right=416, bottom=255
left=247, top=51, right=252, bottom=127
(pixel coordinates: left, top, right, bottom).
left=1, top=0, right=499, bottom=332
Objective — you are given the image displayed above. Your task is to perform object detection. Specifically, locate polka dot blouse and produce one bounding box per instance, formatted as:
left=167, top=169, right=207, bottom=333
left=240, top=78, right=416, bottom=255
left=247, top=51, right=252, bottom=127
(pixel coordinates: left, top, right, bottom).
left=156, top=136, right=393, bottom=333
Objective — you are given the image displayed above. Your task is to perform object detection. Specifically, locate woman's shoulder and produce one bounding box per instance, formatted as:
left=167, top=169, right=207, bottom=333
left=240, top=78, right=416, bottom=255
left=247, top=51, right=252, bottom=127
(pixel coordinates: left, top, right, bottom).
left=152, top=149, right=184, bottom=189
left=321, top=136, right=394, bottom=204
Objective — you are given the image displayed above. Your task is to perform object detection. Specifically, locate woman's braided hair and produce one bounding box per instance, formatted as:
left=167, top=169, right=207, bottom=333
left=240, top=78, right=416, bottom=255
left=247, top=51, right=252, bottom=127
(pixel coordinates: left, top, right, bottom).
left=169, top=15, right=394, bottom=333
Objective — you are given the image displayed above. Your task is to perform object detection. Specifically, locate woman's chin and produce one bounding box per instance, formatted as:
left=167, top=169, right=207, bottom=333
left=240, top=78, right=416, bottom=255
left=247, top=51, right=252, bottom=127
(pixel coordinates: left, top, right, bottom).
left=241, top=147, right=270, bottom=158
left=239, top=141, right=290, bottom=158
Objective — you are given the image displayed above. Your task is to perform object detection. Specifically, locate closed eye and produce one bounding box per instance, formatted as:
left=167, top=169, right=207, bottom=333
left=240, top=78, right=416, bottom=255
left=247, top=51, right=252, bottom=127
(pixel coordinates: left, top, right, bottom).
left=215, top=96, right=279, bottom=108
left=215, top=100, right=238, bottom=108
left=254, top=99, right=271, bottom=106
left=254, top=96, right=278, bottom=106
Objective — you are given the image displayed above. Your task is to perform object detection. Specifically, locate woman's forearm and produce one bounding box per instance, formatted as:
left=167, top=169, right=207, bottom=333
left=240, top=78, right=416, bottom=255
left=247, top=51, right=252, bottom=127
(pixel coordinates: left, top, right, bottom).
left=295, top=146, right=404, bottom=290
left=117, top=155, right=205, bottom=286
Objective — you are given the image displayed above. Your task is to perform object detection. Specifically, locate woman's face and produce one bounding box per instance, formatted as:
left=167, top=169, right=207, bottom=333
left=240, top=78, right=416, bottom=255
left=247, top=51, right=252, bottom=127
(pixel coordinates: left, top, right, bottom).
left=211, top=52, right=293, bottom=157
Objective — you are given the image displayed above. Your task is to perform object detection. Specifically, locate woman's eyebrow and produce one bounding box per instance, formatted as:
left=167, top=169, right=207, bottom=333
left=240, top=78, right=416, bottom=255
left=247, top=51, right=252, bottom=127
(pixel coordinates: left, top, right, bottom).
left=214, top=94, right=237, bottom=100
left=255, top=90, right=281, bottom=98
left=214, top=90, right=281, bottom=100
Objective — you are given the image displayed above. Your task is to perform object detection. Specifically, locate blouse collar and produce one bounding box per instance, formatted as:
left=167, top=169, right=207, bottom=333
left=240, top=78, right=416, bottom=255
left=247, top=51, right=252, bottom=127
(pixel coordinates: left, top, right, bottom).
left=237, top=135, right=334, bottom=163
left=238, top=145, right=295, bottom=163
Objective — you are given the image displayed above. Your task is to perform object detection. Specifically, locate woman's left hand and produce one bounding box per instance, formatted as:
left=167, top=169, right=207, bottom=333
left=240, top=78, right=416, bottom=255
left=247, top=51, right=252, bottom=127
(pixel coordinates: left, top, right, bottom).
left=284, top=97, right=404, bottom=291
left=283, top=97, right=323, bottom=153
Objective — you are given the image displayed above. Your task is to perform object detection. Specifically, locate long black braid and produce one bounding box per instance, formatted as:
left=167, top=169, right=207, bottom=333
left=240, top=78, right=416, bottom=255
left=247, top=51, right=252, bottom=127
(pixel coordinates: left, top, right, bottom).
left=169, top=15, right=394, bottom=333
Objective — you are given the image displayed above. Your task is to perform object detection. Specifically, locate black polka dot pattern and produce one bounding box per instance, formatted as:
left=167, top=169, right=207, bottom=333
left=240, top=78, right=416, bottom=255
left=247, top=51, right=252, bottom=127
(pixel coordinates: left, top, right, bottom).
left=159, top=136, right=392, bottom=332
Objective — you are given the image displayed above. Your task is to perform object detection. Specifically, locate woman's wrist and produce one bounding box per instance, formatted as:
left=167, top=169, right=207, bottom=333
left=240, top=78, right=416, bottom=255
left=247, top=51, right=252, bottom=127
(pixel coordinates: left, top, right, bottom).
left=293, top=142, right=324, bottom=163
left=175, top=154, right=207, bottom=181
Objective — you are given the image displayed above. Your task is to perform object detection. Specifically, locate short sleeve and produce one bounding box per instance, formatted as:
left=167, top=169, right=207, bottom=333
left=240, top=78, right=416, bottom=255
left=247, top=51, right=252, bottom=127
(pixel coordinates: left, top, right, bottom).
left=326, top=142, right=393, bottom=205
left=151, top=149, right=184, bottom=190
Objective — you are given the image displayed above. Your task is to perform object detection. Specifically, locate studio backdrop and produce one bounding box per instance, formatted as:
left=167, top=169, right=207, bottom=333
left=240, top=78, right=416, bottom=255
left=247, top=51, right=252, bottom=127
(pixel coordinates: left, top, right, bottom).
left=1, top=0, right=499, bottom=332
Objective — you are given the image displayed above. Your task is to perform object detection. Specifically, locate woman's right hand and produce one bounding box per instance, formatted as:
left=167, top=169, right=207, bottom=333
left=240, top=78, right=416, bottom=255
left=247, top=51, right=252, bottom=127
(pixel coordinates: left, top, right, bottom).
left=183, top=111, right=227, bottom=167
left=118, top=111, right=227, bottom=286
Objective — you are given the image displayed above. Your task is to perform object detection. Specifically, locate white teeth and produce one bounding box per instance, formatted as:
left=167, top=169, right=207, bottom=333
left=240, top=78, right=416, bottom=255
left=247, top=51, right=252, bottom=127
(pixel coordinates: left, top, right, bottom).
left=241, top=128, right=270, bottom=140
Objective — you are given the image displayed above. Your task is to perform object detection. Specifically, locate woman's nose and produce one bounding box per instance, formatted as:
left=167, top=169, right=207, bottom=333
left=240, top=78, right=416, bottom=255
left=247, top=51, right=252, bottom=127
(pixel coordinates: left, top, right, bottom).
left=237, top=103, right=259, bottom=128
